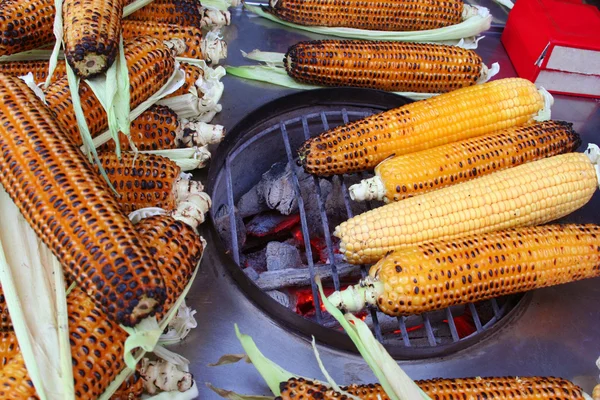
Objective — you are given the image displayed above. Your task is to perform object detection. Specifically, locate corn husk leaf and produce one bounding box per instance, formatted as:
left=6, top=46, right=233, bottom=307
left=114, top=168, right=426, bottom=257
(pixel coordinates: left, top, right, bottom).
left=202, top=0, right=233, bottom=11
left=19, top=72, right=46, bottom=103
left=0, top=188, right=74, bottom=400
left=143, top=146, right=212, bottom=171
left=208, top=354, right=252, bottom=367
left=0, top=49, right=56, bottom=62
left=244, top=4, right=491, bottom=43
left=206, top=384, right=274, bottom=400
left=153, top=345, right=191, bottom=367
left=45, top=0, right=65, bottom=87
left=159, top=301, right=198, bottom=345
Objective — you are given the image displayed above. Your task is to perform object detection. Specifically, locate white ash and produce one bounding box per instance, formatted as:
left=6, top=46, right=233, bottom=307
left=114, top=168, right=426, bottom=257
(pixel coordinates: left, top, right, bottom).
left=266, top=241, right=303, bottom=271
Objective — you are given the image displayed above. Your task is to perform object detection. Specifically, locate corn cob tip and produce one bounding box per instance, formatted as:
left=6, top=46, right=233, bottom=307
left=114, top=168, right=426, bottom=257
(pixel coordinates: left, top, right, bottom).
left=175, top=175, right=205, bottom=200
left=202, top=9, right=232, bottom=28
left=534, top=87, right=554, bottom=121
left=66, top=52, right=116, bottom=79
left=328, top=278, right=383, bottom=313
left=592, top=384, right=600, bottom=399
left=170, top=192, right=212, bottom=230
left=349, top=176, right=385, bottom=202
left=178, top=121, right=225, bottom=147
left=462, top=4, right=481, bottom=19
left=201, top=31, right=228, bottom=64
left=141, top=359, right=194, bottom=394
left=584, top=143, right=600, bottom=187
left=164, top=38, right=188, bottom=57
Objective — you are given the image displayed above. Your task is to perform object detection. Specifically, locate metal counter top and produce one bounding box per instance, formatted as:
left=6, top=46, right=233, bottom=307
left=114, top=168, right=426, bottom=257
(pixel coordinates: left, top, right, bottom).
left=180, top=6, right=600, bottom=398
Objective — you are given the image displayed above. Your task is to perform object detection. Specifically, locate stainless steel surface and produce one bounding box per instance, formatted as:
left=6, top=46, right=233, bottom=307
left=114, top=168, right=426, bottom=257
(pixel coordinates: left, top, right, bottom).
left=180, top=6, right=600, bottom=398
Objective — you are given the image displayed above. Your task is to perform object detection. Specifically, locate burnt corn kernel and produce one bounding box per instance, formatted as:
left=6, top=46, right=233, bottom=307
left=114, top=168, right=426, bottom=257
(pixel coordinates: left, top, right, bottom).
left=0, top=0, right=56, bottom=56
left=284, top=40, right=483, bottom=93
left=128, top=0, right=204, bottom=27
left=63, top=0, right=125, bottom=78
left=268, top=0, right=464, bottom=31
left=122, top=20, right=204, bottom=59
left=44, top=36, right=176, bottom=147
left=95, top=151, right=181, bottom=213
left=102, top=105, right=180, bottom=151
left=0, top=74, right=165, bottom=327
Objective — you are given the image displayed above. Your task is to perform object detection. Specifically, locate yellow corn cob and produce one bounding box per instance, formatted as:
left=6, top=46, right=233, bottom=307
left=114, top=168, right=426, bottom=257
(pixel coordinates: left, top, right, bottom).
left=63, top=0, right=125, bottom=78
left=167, top=61, right=203, bottom=98
left=350, top=121, right=582, bottom=202
left=44, top=36, right=176, bottom=147
left=111, top=371, right=144, bottom=400
left=0, top=331, right=19, bottom=367
left=0, top=60, right=66, bottom=84
left=0, top=354, right=37, bottom=399
left=279, top=376, right=586, bottom=399
left=0, top=0, right=56, bottom=56
left=298, top=78, right=548, bottom=176
left=127, top=0, right=231, bottom=29
left=122, top=20, right=204, bottom=59
left=330, top=224, right=600, bottom=315
left=267, top=0, right=465, bottom=31
left=285, top=40, right=485, bottom=93
left=334, top=152, right=598, bottom=264
left=96, top=151, right=183, bottom=213
left=0, top=73, right=165, bottom=326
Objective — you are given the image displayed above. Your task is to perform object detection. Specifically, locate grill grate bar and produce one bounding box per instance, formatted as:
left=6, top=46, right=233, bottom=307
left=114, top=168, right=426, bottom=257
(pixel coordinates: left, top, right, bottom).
left=304, top=115, right=340, bottom=290
left=422, top=314, right=437, bottom=346
left=445, top=308, right=460, bottom=342
left=397, top=317, right=411, bottom=347
left=225, top=157, right=240, bottom=265
left=469, top=303, right=484, bottom=332
left=491, top=298, right=501, bottom=318
left=280, top=122, right=322, bottom=322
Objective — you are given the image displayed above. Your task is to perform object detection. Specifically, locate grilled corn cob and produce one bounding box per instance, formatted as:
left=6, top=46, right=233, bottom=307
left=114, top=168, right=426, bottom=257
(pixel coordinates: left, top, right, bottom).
left=63, top=0, right=125, bottom=78
left=267, top=0, right=465, bottom=31
left=351, top=121, right=582, bottom=202
left=335, top=151, right=599, bottom=264
left=285, top=40, right=486, bottom=93
left=0, top=0, right=56, bottom=56
left=168, top=61, right=202, bottom=98
left=111, top=371, right=144, bottom=400
left=298, top=78, right=549, bottom=176
left=330, top=224, right=600, bottom=315
left=0, top=290, right=10, bottom=330
left=44, top=36, right=176, bottom=146
left=0, top=331, right=19, bottom=367
left=279, top=376, right=586, bottom=399
left=0, top=73, right=165, bottom=326
left=96, top=151, right=209, bottom=213
left=0, top=354, right=36, bottom=399
left=123, top=21, right=205, bottom=59
left=128, top=0, right=231, bottom=29
left=0, top=60, right=66, bottom=84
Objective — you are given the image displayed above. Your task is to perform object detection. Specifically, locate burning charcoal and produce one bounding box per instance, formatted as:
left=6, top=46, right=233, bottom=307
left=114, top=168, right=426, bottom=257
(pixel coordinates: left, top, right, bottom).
left=214, top=204, right=246, bottom=253
left=243, top=267, right=260, bottom=281
left=255, top=262, right=361, bottom=291
left=266, top=290, right=291, bottom=308
left=243, top=248, right=267, bottom=273
left=266, top=241, right=303, bottom=271
left=246, top=212, right=300, bottom=237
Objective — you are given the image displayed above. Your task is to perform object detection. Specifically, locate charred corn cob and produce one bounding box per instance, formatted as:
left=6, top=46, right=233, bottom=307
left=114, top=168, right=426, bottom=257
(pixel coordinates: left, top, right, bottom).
left=168, top=61, right=203, bottom=98
left=0, top=354, right=36, bottom=399
left=279, top=376, right=586, bottom=399
left=63, top=0, right=125, bottom=78
left=128, top=0, right=231, bottom=29
left=0, top=290, right=10, bottom=330
left=0, top=73, right=165, bottom=326
left=267, top=0, right=465, bottom=31
left=136, top=214, right=205, bottom=318
left=299, top=78, right=549, bottom=176
left=285, top=40, right=486, bottom=93
left=0, top=60, right=66, bottom=84
left=122, top=20, right=204, bottom=59
left=44, top=36, right=176, bottom=146
left=111, top=371, right=144, bottom=400
left=0, top=0, right=56, bottom=56
left=335, top=151, right=599, bottom=264
left=330, top=224, right=600, bottom=315
left=0, top=331, right=19, bottom=367
left=351, top=121, right=582, bottom=202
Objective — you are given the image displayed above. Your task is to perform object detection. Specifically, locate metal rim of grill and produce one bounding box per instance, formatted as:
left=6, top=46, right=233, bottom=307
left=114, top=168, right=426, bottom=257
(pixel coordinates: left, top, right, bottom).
left=206, top=88, right=528, bottom=359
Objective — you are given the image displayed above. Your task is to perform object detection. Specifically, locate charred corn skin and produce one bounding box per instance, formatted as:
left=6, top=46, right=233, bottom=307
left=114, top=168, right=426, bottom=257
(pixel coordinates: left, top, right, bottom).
left=363, top=224, right=600, bottom=316
left=44, top=36, right=176, bottom=147
left=63, top=0, right=125, bottom=78
left=354, top=120, right=581, bottom=202
left=0, top=331, right=19, bottom=367
left=136, top=214, right=204, bottom=318
left=278, top=376, right=586, bottom=399
left=97, top=151, right=182, bottom=213
left=0, top=60, right=66, bottom=84
left=122, top=20, right=204, bottom=59
left=0, top=0, right=55, bottom=56
left=335, top=152, right=598, bottom=264
left=268, top=0, right=464, bottom=31
left=285, top=40, right=484, bottom=93
left=103, top=104, right=179, bottom=151
left=298, top=78, right=545, bottom=176
left=0, top=74, right=165, bottom=326
left=111, top=371, right=144, bottom=400
left=168, top=61, right=203, bottom=98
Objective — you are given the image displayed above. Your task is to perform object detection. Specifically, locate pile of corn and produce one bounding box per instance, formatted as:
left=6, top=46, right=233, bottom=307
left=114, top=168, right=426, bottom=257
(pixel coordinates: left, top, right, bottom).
left=292, top=77, right=600, bottom=319
left=0, top=0, right=239, bottom=398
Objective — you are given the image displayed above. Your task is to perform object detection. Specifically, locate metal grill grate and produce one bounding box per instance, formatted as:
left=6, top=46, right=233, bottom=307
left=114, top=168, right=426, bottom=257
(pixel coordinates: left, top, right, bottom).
left=214, top=99, right=523, bottom=357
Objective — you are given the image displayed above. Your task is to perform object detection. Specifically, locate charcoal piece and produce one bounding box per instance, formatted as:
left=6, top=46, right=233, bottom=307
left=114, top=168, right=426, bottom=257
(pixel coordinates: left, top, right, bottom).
left=237, top=184, right=269, bottom=218
left=214, top=204, right=246, bottom=253
left=255, top=263, right=361, bottom=291
left=243, top=247, right=267, bottom=273
left=266, top=241, right=303, bottom=271
left=243, top=267, right=260, bottom=281
left=246, top=212, right=300, bottom=237
left=266, top=290, right=291, bottom=308
left=301, top=175, right=333, bottom=237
